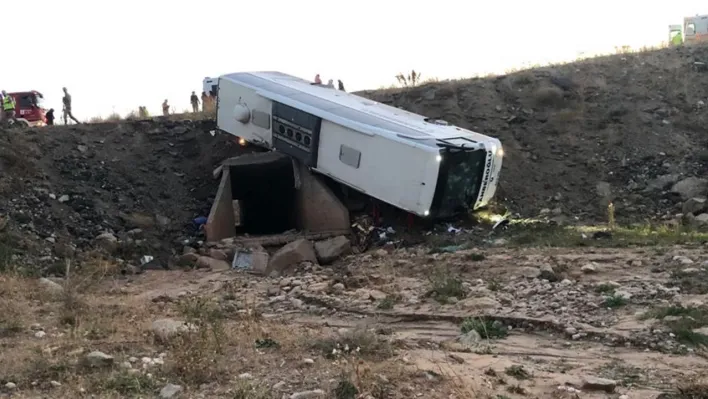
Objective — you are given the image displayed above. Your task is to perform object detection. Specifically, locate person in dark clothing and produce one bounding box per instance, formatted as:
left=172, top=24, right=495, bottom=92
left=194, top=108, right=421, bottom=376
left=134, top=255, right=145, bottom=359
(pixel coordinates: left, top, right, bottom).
left=338, top=79, right=345, bottom=91
left=190, top=91, right=200, bottom=113
left=45, top=108, right=55, bottom=125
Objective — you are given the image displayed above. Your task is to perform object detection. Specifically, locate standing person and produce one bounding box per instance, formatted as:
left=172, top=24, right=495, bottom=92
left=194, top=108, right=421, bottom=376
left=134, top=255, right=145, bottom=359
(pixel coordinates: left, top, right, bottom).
left=62, top=87, right=81, bottom=124
left=201, top=91, right=208, bottom=112
left=45, top=108, right=55, bottom=125
left=162, top=100, right=170, bottom=116
left=190, top=91, right=200, bottom=113
left=338, top=79, right=345, bottom=91
left=1, top=90, right=16, bottom=127
left=314, top=74, right=322, bottom=84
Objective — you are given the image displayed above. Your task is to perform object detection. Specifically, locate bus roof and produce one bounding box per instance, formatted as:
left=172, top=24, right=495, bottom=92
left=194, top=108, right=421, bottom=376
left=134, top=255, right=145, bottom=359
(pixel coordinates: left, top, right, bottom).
left=220, top=71, right=499, bottom=150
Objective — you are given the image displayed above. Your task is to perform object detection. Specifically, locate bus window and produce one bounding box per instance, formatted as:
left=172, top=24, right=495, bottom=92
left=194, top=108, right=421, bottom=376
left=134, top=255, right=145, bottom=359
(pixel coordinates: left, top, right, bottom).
left=687, top=22, right=696, bottom=35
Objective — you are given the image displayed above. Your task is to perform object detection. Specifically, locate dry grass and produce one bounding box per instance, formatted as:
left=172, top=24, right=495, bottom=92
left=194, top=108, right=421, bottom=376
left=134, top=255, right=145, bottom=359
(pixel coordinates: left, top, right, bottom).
left=0, top=263, right=430, bottom=398
left=87, top=109, right=215, bottom=124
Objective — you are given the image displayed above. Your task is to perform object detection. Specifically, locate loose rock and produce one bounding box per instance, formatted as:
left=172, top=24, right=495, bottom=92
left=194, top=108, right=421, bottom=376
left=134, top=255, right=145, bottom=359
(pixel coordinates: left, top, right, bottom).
left=581, top=376, right=617, bottom=393
left=581, top=263, right=598, bottom=274
left=267, top=239, right=318, bottom=275
left=39, top=277, right=64, bottom=296
left=314, top=236, right=351, bottom=264
left=195, top=256, right=230, bottom=271
left=159, top=383, right=183, bottom=398
left=290, top=390, right=326, bottom=399
left=84, top=351, right=114, bottom=368
left=151, top=318, right=195, bottom=342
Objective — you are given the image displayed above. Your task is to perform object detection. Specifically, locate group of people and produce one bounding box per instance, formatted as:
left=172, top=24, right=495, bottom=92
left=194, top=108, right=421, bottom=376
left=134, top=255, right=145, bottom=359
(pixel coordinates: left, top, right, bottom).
left=313, top=74, right=346, bottom=91
left=161, top=91, right=217, bottom=116
left=0, top=87, right=79, bottom=127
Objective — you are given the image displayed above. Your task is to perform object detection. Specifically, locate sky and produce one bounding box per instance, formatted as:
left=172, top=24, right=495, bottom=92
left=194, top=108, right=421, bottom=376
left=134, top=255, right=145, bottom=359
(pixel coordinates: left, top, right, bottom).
left=2, top=0, right=705, bottom=120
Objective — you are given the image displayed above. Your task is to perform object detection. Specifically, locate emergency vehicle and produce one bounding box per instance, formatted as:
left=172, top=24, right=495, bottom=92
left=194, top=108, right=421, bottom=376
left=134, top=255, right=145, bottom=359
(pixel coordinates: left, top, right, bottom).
left=669, top=14, right=708, bottom=45
left=7, top=91, right=47, bottom=127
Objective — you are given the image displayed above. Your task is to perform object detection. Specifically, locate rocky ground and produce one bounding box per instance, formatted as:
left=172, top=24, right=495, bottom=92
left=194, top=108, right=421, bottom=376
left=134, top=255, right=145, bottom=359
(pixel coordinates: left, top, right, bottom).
left=2, top=239, right=708, bottom=398
left=0, top=118, right=248, bottom=275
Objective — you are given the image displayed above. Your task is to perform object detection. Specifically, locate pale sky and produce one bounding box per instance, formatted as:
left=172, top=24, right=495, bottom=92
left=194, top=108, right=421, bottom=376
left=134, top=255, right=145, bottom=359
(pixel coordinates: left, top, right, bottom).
left=2, top=1, right=704, bottom=120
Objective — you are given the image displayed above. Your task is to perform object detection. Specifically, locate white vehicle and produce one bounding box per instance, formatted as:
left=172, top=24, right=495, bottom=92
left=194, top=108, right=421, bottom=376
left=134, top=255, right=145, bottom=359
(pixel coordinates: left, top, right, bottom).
left=203, top=77, right=218, bottom=95
left=215, top=71, right=503, bottom=219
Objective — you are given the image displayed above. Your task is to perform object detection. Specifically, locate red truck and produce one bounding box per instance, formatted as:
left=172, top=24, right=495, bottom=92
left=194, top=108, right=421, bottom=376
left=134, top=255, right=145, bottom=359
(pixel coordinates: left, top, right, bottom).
left=7, top=91, right=47, bottom=127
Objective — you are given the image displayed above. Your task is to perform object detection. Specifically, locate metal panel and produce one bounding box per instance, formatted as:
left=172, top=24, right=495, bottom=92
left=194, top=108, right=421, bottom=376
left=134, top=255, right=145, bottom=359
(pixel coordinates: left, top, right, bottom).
left=251, top=110, right=270, bottom=129
left=339, top=145, right=361, bottom=169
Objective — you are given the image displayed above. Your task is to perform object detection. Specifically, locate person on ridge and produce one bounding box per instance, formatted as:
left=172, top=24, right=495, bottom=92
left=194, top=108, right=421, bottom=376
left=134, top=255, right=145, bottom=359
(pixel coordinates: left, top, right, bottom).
left=1, top=90, right=16, bottom=127
left=62, top=87, right=81, bottom=125
left=338, top=79, right=345, bottom=91
left=314, top=74, right=322, bottom=84
left=190, top=91, right=200, bottom=113
left=46, top=108, right=55, bottom=125
left=162, top=99, right=170, bottom=116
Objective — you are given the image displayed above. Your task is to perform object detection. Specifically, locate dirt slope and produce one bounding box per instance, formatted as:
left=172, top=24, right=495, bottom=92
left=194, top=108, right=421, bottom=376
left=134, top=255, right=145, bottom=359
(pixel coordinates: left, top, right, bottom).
left=0, top=119, right=246, bottom=271
left=359, top=44, right=708, bottom=222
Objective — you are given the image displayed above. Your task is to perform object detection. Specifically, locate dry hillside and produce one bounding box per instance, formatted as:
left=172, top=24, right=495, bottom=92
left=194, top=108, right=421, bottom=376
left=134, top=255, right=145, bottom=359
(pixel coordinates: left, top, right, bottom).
left=359, top=45, right=708, bottom=222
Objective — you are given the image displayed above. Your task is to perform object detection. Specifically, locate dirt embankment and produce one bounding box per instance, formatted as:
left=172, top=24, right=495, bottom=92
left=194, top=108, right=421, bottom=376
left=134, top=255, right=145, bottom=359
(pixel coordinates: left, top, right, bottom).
left=359, top=44, right=708, bottom=223
left=0, top=119, right=247, bottom=273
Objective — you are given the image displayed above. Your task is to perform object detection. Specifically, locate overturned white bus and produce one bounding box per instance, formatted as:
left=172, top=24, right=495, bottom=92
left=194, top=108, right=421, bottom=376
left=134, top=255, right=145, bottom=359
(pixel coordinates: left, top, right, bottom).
left=214, top=71, right=503, bottom=219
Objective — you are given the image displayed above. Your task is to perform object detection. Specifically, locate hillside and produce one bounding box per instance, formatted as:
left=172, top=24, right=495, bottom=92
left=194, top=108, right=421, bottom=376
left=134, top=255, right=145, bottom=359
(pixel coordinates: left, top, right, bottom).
left=0, top=119, right=247, bottom=273
left=359, top=44, right=708, bottom=222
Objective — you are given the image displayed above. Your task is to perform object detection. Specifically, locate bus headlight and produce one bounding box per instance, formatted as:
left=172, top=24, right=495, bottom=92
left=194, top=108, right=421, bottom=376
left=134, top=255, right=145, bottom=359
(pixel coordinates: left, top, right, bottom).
left=424, top=210, right=430, bottom=216
left=435, top=154, right=442, bottom=162
left=496, top=147, right=504, bottom=157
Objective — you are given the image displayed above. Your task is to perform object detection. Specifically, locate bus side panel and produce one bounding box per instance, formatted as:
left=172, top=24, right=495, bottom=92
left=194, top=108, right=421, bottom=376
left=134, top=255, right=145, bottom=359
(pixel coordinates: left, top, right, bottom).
left=314, top=120, right=438, bottom=215
left=216, top=79, right=274, bottom=147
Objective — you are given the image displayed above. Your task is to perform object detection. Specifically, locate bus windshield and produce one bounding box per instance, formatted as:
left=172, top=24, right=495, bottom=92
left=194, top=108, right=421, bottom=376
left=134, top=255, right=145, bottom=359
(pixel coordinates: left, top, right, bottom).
left=431, top=149, right=487, bottom=218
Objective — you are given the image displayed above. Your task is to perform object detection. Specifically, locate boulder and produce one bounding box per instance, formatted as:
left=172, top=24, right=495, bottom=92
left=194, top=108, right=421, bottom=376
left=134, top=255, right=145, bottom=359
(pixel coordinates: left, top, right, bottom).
left=683, top=197, right=708, bottom=215
left=644, top=174, right=680, bottom=192
left=267, top=239, right=318, bottom=275
left=94, top=232, right=118, bottom=253
left=39, top=278, right=64, bottom=296
left=84, top=351, right=114, bottom=368
left=581, top=376, right=617, bottom=393
left=671, top=177, right=708, bottom=200
left=195, top=256, right=230, bottom=271
left=208, top=249, right=228, bottom=261
left=314, top=236, right=351, bottom=264
left=696, top=213, right=708, bottom=226
left=177, top=252, right=199, bottom=267
left=159, top=383, right=183, bottom=398
left=151, top=319, right=196, bottom=343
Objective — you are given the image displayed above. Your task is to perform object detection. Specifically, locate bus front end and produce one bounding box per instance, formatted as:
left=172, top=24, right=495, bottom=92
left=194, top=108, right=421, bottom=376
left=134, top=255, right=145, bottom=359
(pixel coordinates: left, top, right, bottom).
left=429, top=137, right=503, bottom=219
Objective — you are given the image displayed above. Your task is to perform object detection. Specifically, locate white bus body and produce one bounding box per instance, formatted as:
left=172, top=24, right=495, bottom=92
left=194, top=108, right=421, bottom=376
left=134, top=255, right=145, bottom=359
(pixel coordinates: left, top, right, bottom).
left=203, top=77, right=218, bottom=95
left=684, top=15, right=708, bottom=44
left=215, top=71, right=503, bottom=219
